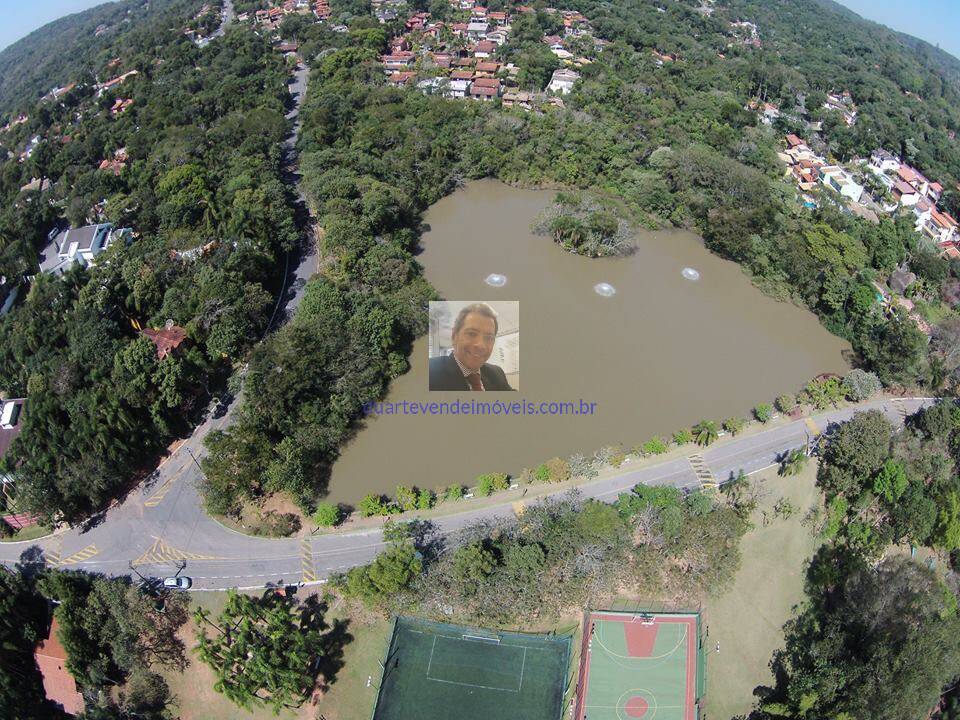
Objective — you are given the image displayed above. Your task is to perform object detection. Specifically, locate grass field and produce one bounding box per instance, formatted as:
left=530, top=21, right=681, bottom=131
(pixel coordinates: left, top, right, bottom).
left=702, top=461, right=821, bottom=719
left=371, top=617, right=572, bottom=720
left=161, top=590, right=391, bottom=720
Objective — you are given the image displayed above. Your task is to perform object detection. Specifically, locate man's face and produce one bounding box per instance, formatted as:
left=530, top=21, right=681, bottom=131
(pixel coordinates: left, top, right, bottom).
left=452, top=312, right=496, bottom=372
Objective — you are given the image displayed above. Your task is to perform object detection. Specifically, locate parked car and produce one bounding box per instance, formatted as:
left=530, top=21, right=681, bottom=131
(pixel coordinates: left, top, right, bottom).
left=163, top=576, right=192, bottom=589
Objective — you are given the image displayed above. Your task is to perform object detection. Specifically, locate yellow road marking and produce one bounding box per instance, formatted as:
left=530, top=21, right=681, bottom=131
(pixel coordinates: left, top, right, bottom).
left=44, top=536, right=63, bottom=567
left=58, top=544, right=99, bottom=566
left=144, top=478, right=176, bottom=508
left=300, top=539, right=317, bottom=583
left=134, top=536, right=224, bottom=565
left=804, top=417, right=821, bottom=436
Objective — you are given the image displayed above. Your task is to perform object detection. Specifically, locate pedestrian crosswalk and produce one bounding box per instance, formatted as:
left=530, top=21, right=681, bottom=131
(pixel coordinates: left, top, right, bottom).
left=688, top=454, right=717, bottom=488
left=134, top=536, right=222, bottom=565
left=57, top=544, right=99, bottom=566
left=300, top=539, right=317, bottom=583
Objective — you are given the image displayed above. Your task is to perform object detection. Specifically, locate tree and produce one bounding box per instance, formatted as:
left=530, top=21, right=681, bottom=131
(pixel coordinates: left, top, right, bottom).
left=673, top=428, right=694, bottom=445
left=723, top=417, right=746, bottom=435
left=775, top=394, right=797, bottom=413
left=693, top=420, right=718, bottom=446
left=194, top=590, right=328, bottom=713
left=342, top=542, right=422, bottom=606
left=872, top=459, right=908, bottom=503
left=753, top=403, right=774, bottom=423
left=818, top=410, right=893, bottom=498
left=842, top=369, right=882, bottom=402
left=779, top=448, right=809, bottom=477
left=313, top=502, right=341, bottom=527
left=762, top=556, right=960, bottom=720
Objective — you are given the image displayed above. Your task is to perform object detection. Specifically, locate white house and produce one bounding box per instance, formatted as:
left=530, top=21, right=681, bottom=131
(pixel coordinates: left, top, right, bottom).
left=39, top=223, right=131, bottom=275
left=819, top=166, right=864, bottom=203
left=547, top=67, right=580, bottom=94
left=870, top=149, right=900, bottom=173
left=446, top=79, right=471, bottom=98
left=466, top=21, right=488, bottom=40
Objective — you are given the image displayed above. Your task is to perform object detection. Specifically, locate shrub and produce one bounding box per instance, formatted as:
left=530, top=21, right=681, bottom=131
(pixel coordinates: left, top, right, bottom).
left=313, top=502, right=341, bottom=527
left=395, top=485, right=418, bottom=512
left=444, top=485, right=464, bottom=501
left=754, top=403, right=773, bottom=423
left=775, top=394, right=796, bottom=413
left=475, top=473, right=509, bottom=496
left=723, top=417, right=746, bottom=435
left=672, top=428, right=693, bottom=445
left=248, top=510, right=300, bottom=537
left=416, top=489, right=435, bottom=510
left=544, top=457, right=570, bottom=482
left=843, top=369, right=882, bottom=402
left=358, top=494, right=387, bottom=517
left=0, top=517, right=13, bottom=538
left=639, top=437, right=667, bottom=455
left=534, top=463, right=551, bottom=483
left=568, top=453, right=594, bottom=478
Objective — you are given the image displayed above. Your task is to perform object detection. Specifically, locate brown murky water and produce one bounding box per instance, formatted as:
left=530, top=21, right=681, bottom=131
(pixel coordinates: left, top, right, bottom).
left=325, top=180, right=850, bottom=502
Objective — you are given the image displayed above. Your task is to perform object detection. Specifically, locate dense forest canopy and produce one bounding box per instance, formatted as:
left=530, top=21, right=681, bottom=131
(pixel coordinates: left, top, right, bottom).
left=0, top=0, right=298, bottom=522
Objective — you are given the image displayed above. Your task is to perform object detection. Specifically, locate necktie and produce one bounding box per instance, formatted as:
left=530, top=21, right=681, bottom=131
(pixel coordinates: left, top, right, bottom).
left=466, top=373, right=483, bottom=391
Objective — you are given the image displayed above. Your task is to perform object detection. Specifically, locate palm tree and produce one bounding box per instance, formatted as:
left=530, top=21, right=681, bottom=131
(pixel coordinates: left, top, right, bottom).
left=693, top=420, right=718, bottom=446
left=779, top=448, right=809, bottom=477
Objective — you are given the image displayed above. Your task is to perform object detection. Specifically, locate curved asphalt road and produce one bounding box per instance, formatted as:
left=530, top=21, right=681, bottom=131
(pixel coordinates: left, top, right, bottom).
left=0, top=398, right=933, bottom=590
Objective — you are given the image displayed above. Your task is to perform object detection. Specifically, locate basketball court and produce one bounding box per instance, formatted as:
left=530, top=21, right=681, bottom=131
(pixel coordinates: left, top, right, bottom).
left=574, top=611, right=705, bottom=720
left=372, top=616, right=572, bottom=720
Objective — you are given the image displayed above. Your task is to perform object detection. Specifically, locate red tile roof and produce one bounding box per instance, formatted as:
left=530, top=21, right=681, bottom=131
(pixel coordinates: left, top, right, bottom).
left=142, top=326, right=188, bottom=360
left=35, top=618, right=84, bottom=716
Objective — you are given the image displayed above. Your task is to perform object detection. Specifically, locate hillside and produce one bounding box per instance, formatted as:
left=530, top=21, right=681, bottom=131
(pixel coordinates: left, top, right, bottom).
left=0, top=0, right=211, bottom=118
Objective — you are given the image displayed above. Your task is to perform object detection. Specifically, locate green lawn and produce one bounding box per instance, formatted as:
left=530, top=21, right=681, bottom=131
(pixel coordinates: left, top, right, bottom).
left=0, top=524, right=53, bottom=543
left=702, top=461, right=821, bottom=719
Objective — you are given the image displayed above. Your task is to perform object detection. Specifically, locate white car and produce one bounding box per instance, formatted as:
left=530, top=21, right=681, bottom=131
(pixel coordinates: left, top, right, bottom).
left=163, top=576, right=192, bottom=590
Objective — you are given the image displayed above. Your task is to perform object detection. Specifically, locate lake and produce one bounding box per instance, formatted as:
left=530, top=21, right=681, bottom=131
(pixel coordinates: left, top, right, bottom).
left=324, top=180, right=850, bottom=502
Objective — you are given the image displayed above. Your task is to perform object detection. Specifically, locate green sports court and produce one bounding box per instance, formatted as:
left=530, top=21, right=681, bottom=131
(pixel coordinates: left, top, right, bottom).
left=371, top=616, right=572, bottom=720
left=574, top=611, right=705, bottom=720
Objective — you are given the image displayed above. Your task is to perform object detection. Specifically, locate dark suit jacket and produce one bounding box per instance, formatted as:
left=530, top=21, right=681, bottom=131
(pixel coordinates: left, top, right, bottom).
left=429, top=353, right=514, bottom=391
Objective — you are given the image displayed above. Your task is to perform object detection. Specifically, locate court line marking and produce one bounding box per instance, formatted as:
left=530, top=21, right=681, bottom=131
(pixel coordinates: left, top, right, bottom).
left=594, top=620, right=687, bottom=661
left=423, top=633, right=530, bottom=693
left=425, top=676, right=520, bottom=693
left=426, top=635, right=437, bottom=677
left=518, top=646, right=527, bottom=692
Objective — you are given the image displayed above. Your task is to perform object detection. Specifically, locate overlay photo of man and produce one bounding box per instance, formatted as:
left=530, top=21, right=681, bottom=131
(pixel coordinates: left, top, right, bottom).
left=428, top=301, right=517, bottom=391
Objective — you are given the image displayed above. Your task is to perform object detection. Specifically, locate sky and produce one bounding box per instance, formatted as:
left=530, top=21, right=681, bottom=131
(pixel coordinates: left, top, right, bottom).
left=0, top=0, right=110, bottom=53
left=835, top=0, right=960, bottom=61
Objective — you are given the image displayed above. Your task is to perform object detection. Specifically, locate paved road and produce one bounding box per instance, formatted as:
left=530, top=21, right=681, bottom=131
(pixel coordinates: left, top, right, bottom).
left=211, top=0, right=235, bottom=38
left=0, top=398, right=932, bottom=590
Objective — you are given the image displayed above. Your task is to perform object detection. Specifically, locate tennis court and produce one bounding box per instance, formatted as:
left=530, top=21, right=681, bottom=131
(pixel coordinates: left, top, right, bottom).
left=574, top=611, right=705, bottom=720
left=371, top=616, right=572, bottom=720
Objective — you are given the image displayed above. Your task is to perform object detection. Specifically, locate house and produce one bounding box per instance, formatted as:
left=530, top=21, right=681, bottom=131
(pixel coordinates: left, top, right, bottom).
left=110, top=98, right=134, bottom=115
left=893, top=180, right=920, bottom=206
left=785, top=134, right=806, bottom=150
left=819, top=166, right=863, bottom=203
left=468, top=82, right=499, bottom=101
left=502, top=91, right=532, bottom=109
left=142, top=324, right=189, bottom=360
left=488, top=11, right=508, bottom=25
left=34, top=617, right=84, bottom=716
left=466, top=21, right=489, bottom=39
left=450, top=69, right=475, bottom=80
left=474, top=40, right=497, bottom=58
left=486, top=29, right=509, bottom=45
left=547, top=67, right=580, bottom=94
left=96, top=69, right=138, bottom=97
left=388, top=71, right=417, bottom=86
left=39, top=223, right=131, bottom=275
left=917, top=206, right=958, bottom=245
left=381, top=52, right=416, bottom=71
left=474, top=61, right=500, bottom=75
left=446, top=78, right=471, bottom=98
left=98, top=147, right=128, bottom=176
left=870, top=149, right=900, bottom=173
